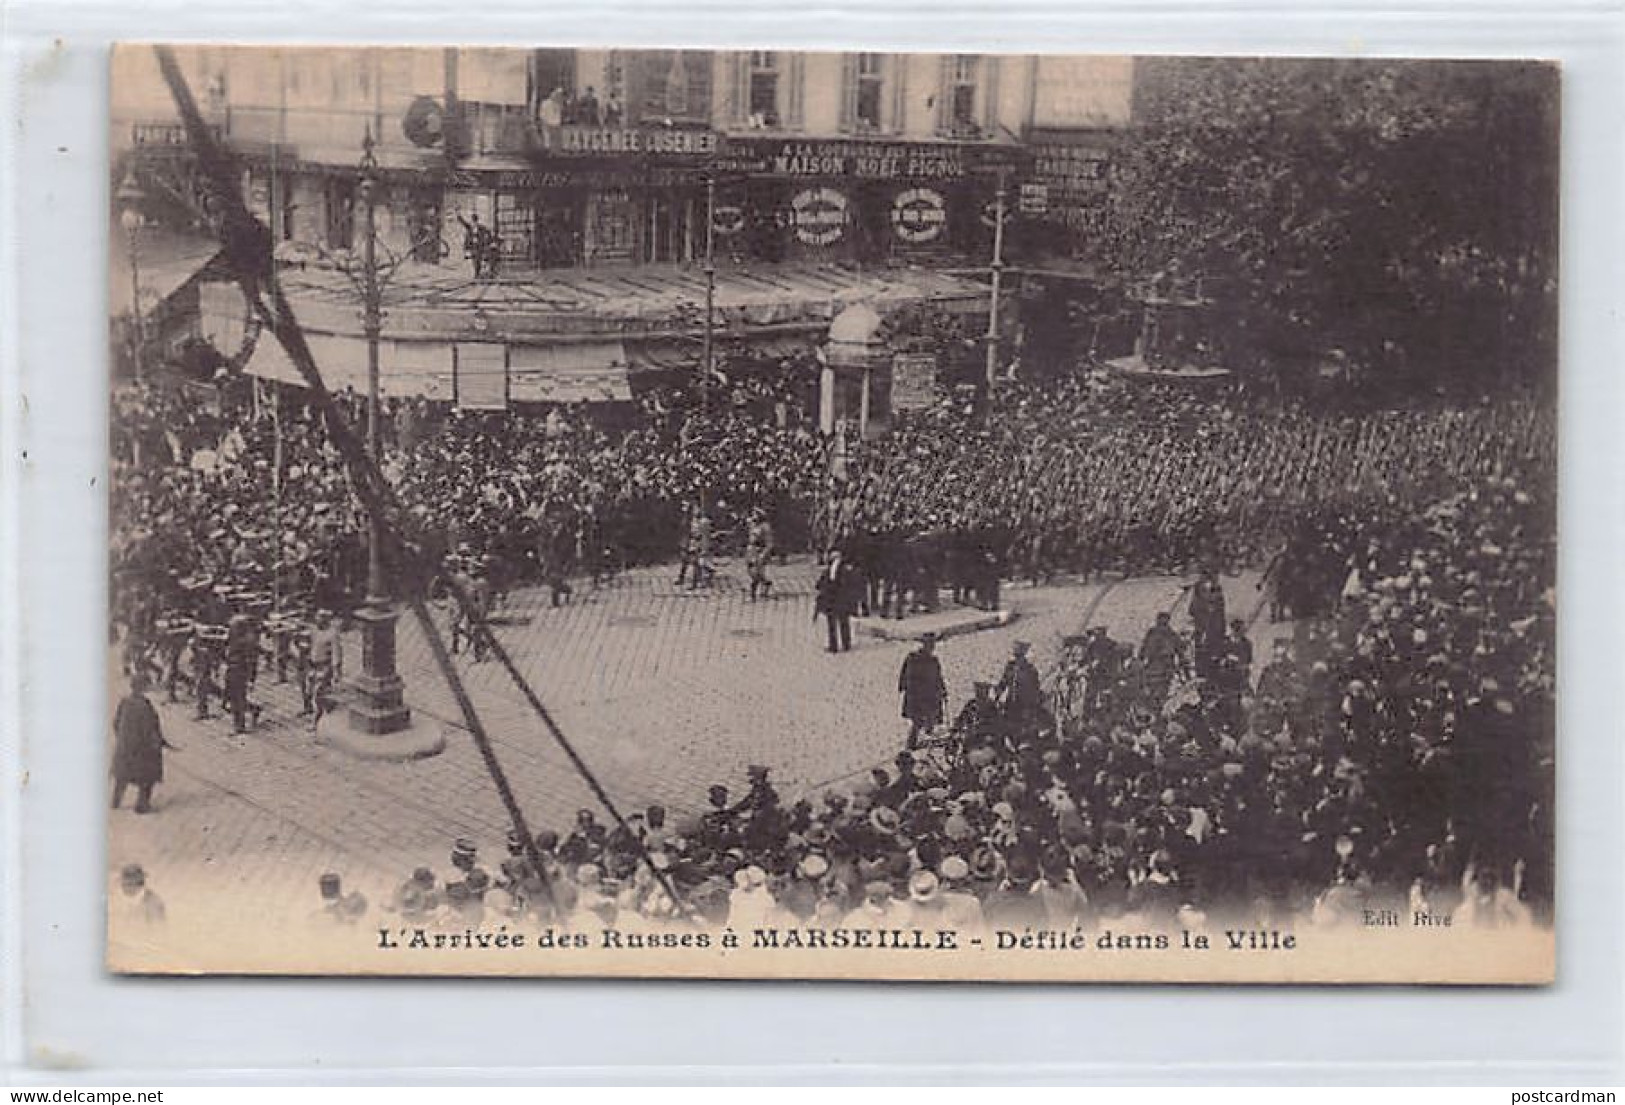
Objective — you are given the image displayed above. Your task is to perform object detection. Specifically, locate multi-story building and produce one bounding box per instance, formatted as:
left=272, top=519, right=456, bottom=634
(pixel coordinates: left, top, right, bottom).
left=113, top=46, right=1132, bottom=424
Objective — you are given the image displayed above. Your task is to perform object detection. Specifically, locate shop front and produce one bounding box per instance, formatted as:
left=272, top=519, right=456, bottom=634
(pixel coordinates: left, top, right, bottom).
left=710, top=135, right=1018, bottom=267
left=441, top=125, right=716, bottom=271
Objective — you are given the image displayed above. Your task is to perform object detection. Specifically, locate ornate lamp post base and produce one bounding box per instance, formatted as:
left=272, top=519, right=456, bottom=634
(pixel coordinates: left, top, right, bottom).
left=316, top=603, right=448, bottom=762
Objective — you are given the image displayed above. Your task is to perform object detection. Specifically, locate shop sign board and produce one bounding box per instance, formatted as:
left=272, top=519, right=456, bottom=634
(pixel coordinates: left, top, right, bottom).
left=891, top=187, right=947, bottom=244
left=790, top=187, right=849, bottom=245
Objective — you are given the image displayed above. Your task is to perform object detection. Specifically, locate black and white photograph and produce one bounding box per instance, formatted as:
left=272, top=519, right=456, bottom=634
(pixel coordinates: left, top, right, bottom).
left=104, top=44, right=1558, bottom=981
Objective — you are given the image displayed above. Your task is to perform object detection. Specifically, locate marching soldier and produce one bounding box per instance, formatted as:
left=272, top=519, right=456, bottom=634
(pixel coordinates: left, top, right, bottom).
left=307, top=609, right=342, bottom=731
left=192, top=624, right=226, bottom=720
left=674, top=504, right=714, bottom=590
left=157, top=616, right=193, bottom=704
left=224, top=613, right=263, bottom=734
left=745, top=508, right=775, bottom=601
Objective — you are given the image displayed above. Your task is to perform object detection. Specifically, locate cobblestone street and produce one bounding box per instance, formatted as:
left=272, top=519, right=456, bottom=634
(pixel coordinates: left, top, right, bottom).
left=107, top=559, right=1271, bottom=925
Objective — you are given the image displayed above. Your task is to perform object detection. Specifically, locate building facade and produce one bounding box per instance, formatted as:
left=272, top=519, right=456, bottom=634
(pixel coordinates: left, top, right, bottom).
left=113, top=46, right=1133, bottom=421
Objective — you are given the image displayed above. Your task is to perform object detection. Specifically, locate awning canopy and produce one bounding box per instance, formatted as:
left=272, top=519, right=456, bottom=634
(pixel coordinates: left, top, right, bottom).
left=624, top=333, right=815, bottom=374
left=268, top=259, right=989, bottom=344
left=110, top=227, right=221, bottom=318
left=510, top=342, right=632, bottom=404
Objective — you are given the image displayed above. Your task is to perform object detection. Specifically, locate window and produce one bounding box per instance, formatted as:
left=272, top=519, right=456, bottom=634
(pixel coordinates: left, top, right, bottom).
left=854, top=53, right=884, bottom=131
left=663, top=52, right=690, bottom=118
left=943, top=54, right=981, bottom=137
left=749, top=51, right=779, bottom=127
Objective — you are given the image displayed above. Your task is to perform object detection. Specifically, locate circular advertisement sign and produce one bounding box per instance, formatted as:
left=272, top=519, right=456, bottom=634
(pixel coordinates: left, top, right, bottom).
left=790, top=187, right=849, bottom=246
left=891, top=187, right=947, bottom=244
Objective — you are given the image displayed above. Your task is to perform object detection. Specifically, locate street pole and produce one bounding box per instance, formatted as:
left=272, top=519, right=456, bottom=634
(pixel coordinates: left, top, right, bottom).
left=702, top=171, right=717, bottom=411
left=984, top=164, right=1008, bottom=393
left=272, top=382, right=283, bottom=611
left=361, top=148, right=385, bottom=608
left=345, top=126, right=412, bottom=738
left=116, top=169, right=149, bottom=385
left=127, top=225, right=144, bottom=384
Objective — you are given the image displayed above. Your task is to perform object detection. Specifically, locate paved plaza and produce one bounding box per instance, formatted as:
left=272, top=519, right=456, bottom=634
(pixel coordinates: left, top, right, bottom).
left=106, top=557, right=1272, bottom=925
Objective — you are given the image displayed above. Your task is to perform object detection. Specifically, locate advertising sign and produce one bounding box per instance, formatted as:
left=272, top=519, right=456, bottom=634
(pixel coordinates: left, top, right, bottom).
left=891, top=187, right=947, bottom=244
left=790, top=187, right=849, bottom=245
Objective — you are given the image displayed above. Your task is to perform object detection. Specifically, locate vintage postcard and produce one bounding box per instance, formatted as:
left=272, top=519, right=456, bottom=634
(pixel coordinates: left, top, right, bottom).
left=107, top=44, right=1557, bottom=981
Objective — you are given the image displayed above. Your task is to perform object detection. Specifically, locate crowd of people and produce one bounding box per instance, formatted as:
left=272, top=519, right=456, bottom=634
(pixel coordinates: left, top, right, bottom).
left=109, top=363, right=1555, bottom=931
left=110, top=371, right=1554, bottom=637
left=312, top=474, right=1549, bottom=936
left=301, top=472, right=1552, bottom=936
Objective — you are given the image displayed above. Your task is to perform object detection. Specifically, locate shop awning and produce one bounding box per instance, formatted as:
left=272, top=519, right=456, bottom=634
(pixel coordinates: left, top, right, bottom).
left=624, top=333, right=815, bottom=374
left=110, top=228, right=222, bottom=318
left=509, top=342, right=632, bottom=403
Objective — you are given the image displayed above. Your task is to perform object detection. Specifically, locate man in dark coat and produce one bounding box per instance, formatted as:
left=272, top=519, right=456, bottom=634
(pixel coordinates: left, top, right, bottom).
left=898, top=632, right=948, bottom=748
left=1188, top=568, right=1227, bottom=679
left=1139, top=611, right=1187, bottom=704
left=815, top=549, right=860, bottom=653
left=112, top=672, right=170, bottom=814
left=997, top=640, right=1044, bottom=725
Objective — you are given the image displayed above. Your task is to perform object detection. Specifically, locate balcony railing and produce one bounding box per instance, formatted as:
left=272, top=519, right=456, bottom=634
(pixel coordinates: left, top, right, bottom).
left=131, top=121, right=223, bottom=147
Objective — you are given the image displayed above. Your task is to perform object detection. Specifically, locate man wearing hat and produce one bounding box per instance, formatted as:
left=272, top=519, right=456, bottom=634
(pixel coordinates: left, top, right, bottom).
left=310, top=872, right=347, bottom=926
left=898, top=632, right=948, bottom=749
left=726, top=864, right=776, bottom=927
left=936, top=856, right=986, bottom=930
left=393, top=867, right=441, bottom=923
left=1139, top=611, right=1186, bottom=703
left=112, top=671, right=172, bottom=814
left=996, top=640, right=1043, bottom=726
left=814, top=547, right=861, bottom=654
left=449, top=838, right=490, bottom=900
left=113, top=863, right=167, bottom=928
left=560, top=809, right=608, bottom=867
left=844, top=878, right=906, bottom=928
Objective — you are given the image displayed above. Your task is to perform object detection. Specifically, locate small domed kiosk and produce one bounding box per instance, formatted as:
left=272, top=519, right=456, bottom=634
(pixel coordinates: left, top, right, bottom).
left=822, top=302, right=890, bottom=440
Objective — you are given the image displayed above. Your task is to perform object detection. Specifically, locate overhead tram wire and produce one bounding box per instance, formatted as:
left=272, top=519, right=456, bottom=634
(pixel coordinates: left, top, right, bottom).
left=153, top=46, right=694, bottom=919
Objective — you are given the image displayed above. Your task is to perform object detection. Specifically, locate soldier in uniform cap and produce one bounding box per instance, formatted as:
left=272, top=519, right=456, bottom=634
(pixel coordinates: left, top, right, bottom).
left=448, top=837, right=490, bottom=899
left=191, top=625, right=224, bottom=719
left=307, top=610, right=342, bottom=730
left=745, top=509, right=775, bottom=601
left=674, top=504, right=714, bottom=590
left=310, top=872, right=345, bottom=925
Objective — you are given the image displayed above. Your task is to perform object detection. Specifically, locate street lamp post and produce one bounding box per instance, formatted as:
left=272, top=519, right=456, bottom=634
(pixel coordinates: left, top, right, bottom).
left=345, top=128, right=412, bottom=738
left=983, top=164, right=1009, bottom=393
left=702, top=171, right=717, bottom=410
left=116, top=169, right=147, bottom=384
